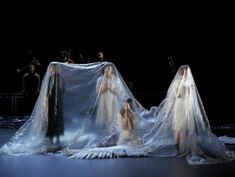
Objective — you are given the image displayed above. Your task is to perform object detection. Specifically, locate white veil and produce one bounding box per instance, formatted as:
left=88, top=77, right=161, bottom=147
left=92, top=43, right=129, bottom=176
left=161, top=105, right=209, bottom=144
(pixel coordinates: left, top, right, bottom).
left=142, top=65, right=234, bottom=164
left=0, top=62, right=146, bottom=154
left=0, top=62, right=234, bottom=165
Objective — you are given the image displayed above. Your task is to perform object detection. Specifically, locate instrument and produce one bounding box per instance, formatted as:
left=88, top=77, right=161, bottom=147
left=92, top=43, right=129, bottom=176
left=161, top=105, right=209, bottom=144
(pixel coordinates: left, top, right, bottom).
left=168, top=56, right=176, bottom=75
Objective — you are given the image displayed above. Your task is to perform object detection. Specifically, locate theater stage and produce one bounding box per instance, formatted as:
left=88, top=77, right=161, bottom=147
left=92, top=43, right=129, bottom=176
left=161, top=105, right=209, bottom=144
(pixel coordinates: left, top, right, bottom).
left=0, top=127, right=235, bottom=177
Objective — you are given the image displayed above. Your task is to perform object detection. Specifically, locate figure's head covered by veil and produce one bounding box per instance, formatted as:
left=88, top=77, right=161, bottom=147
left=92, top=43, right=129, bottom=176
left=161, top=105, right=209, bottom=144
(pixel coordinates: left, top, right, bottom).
left=143, top=65, right=234, bottom=164
left=0, top=62, right=146, bottom=154
left=0, top=62, right=234, bottom=165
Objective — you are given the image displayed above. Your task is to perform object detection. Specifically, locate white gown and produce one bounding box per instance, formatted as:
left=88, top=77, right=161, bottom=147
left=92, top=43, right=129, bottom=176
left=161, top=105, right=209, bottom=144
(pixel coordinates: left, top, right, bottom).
left=117, top=111, right=140, bottom=145
left=172, top=79, right=192, bottom=132
left=95, top=73, right=126, bottom=128
left=1, top=63, right=234, bottom=165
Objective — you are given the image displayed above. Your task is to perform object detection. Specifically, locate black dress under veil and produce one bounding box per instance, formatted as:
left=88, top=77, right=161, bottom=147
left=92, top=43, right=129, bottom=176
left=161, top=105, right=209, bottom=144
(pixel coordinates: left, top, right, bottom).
left=0, top=62, right=234, bottom=165
left=46, top=64, right=64, bottom=141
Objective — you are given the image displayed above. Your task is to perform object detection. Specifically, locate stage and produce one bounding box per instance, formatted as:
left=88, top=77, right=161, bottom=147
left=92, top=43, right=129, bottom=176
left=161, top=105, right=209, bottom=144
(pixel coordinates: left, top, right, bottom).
left=0, top=127, right=235, bottom=177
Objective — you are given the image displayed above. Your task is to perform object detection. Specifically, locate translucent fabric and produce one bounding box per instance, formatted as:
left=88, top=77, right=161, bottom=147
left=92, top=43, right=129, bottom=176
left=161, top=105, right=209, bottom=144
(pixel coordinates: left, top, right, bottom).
left=141, top=65, right=234, bottom=164
left=1, top=62, right=234, bottom=165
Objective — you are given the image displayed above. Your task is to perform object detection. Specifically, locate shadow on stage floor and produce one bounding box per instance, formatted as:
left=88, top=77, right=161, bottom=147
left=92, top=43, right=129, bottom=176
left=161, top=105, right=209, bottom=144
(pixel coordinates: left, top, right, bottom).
left=0, top=128, right=235, bottom=177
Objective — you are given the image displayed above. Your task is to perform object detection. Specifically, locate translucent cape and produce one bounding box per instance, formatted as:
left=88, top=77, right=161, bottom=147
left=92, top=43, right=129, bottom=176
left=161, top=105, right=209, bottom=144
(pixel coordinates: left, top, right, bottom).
left=0, top=62, right=148, bottom=154
left=142, top=65, right=234, bottom=164
left=0, top=62, right=234, bottom=165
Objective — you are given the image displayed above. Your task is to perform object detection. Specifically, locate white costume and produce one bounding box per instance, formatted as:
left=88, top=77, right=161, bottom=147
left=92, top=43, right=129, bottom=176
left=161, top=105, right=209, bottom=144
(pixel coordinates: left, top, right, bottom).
left=117, top=110, right=139, bottom=145
left=1, top=63, right=234, bottom=165
left=95, top=66, right=126, bottom=128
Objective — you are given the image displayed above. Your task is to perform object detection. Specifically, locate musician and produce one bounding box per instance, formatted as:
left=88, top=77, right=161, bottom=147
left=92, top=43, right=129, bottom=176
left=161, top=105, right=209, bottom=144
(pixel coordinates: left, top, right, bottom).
left=87, top=50, right=105, bottom=63
left=22, top=64, right=41, bottom=115
left=58, top=50, right=74, bottom=64
left=17, top=56, right=41, bottom=73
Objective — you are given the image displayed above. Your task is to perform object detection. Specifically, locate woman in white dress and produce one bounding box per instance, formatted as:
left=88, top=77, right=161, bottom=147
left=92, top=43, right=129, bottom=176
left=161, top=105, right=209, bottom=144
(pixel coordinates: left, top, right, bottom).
left=171, top=65, right=192, bottom=153
left=95, top=64, right=125, bottom=129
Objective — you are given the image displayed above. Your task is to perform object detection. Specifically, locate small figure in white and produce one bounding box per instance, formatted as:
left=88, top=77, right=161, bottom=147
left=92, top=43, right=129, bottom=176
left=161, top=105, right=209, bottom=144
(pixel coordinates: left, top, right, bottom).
left=117, top=98, right=140, bottom=145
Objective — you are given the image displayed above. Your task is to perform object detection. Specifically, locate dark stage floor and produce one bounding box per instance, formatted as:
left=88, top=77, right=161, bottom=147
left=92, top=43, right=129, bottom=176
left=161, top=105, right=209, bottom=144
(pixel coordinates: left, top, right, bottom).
left=0, top=127, right=235, bottom=177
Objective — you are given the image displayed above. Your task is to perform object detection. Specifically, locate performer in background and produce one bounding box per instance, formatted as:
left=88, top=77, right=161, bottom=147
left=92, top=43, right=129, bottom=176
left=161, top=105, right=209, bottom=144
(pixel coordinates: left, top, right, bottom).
left=22, top=63, right=41, bottom=115
left=88, top=50, right=105, bottom=63
left=58, top=50, right=74, bottom=64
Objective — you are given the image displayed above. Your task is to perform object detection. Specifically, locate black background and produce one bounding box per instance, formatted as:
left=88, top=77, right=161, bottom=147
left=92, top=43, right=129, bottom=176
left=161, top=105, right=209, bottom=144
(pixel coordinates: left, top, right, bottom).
left=0, top=1, right=234, bottom=123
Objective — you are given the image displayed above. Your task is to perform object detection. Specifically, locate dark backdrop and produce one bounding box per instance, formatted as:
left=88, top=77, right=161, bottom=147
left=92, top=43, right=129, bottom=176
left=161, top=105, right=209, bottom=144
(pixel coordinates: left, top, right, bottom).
left=0, top=1, right=234, bottom=123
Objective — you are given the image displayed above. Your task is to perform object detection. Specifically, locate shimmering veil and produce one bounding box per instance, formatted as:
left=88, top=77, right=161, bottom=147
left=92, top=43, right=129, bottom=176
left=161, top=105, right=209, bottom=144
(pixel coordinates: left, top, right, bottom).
left=142, top=65, right=234, bottom=164
left=0, top=62, right=146, bottom=154
left=0, top=62, right=234, bottom=165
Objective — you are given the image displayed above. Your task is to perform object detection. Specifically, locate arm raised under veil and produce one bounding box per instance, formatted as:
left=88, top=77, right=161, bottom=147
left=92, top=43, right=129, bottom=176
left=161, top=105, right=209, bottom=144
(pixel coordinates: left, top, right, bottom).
left=95, top=64, right=127, bottom=129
